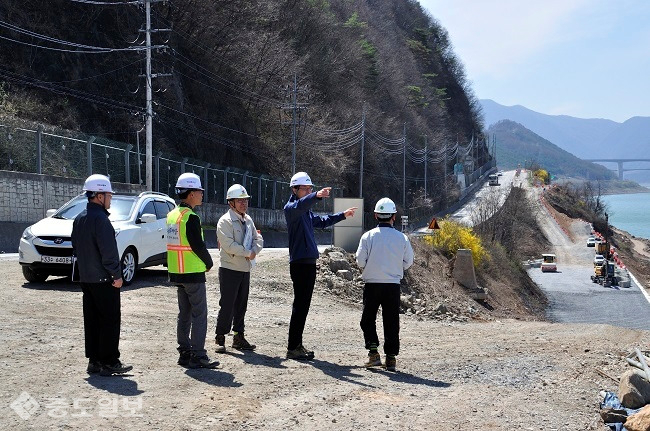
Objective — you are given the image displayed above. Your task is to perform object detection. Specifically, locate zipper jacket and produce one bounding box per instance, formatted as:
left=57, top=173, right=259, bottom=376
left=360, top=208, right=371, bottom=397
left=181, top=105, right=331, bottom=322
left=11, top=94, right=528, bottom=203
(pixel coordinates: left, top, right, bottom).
left=284, top=192, right=345, bottom=263
left=356, top=223, right=414, bottom=284
left=72, top=202, right=122, bottom=283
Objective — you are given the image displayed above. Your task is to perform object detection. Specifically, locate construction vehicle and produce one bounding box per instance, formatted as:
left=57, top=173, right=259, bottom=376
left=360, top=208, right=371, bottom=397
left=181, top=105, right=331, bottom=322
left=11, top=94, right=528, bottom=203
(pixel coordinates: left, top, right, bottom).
left=541, top=254, right=557, bottom=272
left=591, top=260, right=618, bottom=287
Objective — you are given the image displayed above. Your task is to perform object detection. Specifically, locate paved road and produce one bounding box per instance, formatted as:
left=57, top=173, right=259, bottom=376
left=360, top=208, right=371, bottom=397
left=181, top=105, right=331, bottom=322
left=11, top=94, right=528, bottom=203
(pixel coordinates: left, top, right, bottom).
left=527, top=188, right=650, bottom=330
left=528, top=264, right=650, bottom=330
left=449, top=170, right=517, bottom=226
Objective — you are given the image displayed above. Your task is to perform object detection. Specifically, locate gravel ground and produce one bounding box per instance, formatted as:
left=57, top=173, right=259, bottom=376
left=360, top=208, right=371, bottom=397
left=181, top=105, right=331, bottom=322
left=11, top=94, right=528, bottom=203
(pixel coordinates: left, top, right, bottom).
left=2, top=244, right=649, bottom=430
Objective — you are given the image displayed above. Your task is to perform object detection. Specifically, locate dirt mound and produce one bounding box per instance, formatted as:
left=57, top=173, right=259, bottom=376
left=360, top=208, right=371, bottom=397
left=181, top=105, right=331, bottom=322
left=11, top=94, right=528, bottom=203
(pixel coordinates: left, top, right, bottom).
left=316, top=240, right=547, bottom=323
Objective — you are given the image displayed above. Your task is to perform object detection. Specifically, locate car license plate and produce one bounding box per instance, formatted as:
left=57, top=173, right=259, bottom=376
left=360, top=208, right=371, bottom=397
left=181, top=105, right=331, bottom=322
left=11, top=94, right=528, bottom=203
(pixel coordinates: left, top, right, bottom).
left=41, top=256, right=72, bottom=264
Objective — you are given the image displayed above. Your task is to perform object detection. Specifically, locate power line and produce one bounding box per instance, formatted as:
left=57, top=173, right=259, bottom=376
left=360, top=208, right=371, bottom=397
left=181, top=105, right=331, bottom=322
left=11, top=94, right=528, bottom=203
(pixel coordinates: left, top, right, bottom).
left=30, top=59, right=144, bottom=84
left=156, top=103, right=262, bottom=139
left=154, top=113, right=257, bottom=154
left=171, top=50, right=280, bottom=106
left=68, top=0, right=141, bottom=4
left=0, top=20, right=145, bottom=53
left=0, top=68, right=142, bottom=114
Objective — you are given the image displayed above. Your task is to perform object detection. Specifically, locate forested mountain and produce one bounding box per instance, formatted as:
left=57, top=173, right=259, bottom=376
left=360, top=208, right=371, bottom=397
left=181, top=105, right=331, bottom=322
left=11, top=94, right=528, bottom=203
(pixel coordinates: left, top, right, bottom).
left=489, top=120, right=615, bottom=181
left=481, top=99, right=650, bottom=183
left=0, top=0, right=485, bottom=212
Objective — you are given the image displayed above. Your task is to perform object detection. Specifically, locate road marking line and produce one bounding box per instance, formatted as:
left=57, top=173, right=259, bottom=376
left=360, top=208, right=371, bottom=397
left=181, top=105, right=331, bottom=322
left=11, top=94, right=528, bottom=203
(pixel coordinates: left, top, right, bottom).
left=628, top=270, right=650, bottom=304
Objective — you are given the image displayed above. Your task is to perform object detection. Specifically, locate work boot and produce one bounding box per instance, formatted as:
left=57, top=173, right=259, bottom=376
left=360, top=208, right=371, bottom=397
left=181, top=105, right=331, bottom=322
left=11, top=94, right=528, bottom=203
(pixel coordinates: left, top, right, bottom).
left=286, top=344, right=315, bottom=360
left=100, top=361, right=133, bottom=376
left=384, top=355, right=397, bottom=372
left=188, top=355, right=219, bottom=369
left=215, top=334, right=226, bottom=353
left=232, top=333, right=256, bottom=351
left=86, top=360, right=102, bottom=375
left=177, top=351, right=191, bottom=367
left=364, top=352, right=382, bottom=368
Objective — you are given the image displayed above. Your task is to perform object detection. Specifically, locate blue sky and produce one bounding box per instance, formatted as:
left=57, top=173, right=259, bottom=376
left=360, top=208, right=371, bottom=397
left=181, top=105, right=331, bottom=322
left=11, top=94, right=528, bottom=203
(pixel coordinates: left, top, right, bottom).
left=419, top=0, right=650, bottom=123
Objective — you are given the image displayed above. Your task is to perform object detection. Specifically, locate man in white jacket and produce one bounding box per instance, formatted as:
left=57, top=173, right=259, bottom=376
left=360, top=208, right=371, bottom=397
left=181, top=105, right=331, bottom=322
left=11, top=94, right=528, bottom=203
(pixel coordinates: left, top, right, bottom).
left=355, top=197, right=414, bottom=371
left=215, top=184, right=263, bottom=352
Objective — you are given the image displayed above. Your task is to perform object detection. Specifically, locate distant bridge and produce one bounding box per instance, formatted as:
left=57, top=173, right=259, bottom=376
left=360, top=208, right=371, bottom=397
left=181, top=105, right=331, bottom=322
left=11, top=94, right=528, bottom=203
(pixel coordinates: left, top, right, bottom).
left=583, top=158, right=650, bottom=180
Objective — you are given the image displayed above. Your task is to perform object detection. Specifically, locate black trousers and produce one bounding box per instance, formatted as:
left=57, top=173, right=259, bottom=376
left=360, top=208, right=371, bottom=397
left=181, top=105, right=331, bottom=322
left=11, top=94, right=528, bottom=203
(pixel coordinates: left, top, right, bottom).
left=81, top=282, right=121, bottom=365
left=215, top=267, right=250, bottom=335
left=288, top=263, right=317, bottom=350
left=360, top=283, right=400, bottom=356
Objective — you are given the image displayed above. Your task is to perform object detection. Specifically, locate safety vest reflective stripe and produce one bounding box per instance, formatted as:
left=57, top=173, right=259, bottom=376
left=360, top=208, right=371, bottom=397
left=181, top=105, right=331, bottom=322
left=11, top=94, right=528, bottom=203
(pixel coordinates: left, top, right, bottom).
left=176, top=208, right=189, bottom=224
left=167, top=245, right=193, bottom=251
left=174, top=208, right=191, bottom=273
left=166, top=206, right=206, bottom=274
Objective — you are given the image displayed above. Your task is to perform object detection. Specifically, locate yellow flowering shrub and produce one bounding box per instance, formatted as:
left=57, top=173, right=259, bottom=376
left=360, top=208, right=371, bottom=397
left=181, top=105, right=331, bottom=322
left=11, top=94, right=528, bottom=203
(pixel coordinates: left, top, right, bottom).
left=421, top=218, right=486, bottom=266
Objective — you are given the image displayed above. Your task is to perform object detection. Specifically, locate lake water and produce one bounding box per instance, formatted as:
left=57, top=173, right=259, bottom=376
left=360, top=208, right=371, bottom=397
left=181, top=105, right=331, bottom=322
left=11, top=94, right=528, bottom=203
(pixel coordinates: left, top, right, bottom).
left=601, top=190, right=650, bottom=240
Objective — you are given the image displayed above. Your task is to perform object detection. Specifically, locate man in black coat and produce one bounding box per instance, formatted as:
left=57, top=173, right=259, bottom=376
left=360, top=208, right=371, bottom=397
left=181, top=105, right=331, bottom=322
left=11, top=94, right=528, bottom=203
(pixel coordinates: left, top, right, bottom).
left=71, top=174, right=132, bottom=376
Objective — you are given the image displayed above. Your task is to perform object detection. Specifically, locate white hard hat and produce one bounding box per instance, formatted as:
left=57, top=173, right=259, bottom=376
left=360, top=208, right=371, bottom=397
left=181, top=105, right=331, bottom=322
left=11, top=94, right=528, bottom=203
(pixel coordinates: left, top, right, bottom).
left=226, top=184, right=251, bottom=200
left=83, top=174, right=113, bottom=193
left=374, top=197, right=397, bottom=214
left=175, top=172, right=203, bottom=191
left=290, top=171, right=313, bottom=187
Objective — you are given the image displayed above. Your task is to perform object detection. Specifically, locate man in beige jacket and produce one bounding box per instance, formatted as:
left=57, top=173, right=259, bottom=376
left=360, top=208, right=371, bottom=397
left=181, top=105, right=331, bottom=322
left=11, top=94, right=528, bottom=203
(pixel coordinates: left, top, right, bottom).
left=215, top=184, right=263, bottom=352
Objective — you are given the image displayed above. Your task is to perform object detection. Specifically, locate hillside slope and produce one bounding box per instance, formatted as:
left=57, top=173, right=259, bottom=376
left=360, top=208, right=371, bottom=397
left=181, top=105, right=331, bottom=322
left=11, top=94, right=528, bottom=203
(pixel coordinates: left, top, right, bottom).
left=488, top=120, right=615, bottom=180
left=0, top=0, right=485, bottom=213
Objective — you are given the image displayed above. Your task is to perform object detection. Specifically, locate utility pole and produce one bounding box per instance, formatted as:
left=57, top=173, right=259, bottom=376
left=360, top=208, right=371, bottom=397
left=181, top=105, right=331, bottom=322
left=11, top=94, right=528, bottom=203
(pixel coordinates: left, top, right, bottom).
left=424, top=135, right=427, bottom=201
left=145, top=0, right=152, bottom=190
left=291, top=73, right=297, bottom=175
left=402, top=123, right=406, bottom=210
left=280, top=74, right=308, bottom=175
left=359, top=104, right=366, bottom=197
left=142, top=0, right=171, bottom=190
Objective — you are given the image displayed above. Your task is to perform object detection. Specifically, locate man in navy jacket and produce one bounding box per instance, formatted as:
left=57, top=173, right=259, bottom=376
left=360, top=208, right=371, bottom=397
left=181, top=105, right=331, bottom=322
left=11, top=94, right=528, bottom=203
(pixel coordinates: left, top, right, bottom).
left=284, top=172, right=356, bottom=360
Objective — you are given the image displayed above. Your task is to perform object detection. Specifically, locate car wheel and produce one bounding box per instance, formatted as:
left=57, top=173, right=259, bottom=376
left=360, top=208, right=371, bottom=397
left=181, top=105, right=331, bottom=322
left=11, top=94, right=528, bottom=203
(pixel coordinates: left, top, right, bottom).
left=121, top=247, right=138, bottom=286
left=22, top=266, right=48, bottom=283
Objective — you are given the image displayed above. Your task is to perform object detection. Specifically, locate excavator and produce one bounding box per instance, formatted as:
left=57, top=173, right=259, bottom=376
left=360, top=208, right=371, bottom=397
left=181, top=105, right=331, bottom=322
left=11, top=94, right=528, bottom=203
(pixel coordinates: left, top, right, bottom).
left=591, top=242, right=617, bottom=287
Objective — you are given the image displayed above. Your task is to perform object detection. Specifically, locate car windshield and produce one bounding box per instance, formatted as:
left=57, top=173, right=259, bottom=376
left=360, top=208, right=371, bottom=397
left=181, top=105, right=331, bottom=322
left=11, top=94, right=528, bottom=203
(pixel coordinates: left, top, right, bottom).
left=54, top=195, right=136, bottom=221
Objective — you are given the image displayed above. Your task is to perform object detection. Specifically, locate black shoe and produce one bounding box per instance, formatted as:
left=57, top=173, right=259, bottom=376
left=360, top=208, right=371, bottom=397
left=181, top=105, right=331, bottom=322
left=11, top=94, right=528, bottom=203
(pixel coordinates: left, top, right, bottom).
left=188, top=355, right=219, bottom=369
left=215, top=334, right=226, bottom=353
left=100, top=361, right=133, bottom=376
left=87, top=360, right=102, bottom=374
left=286, top=344, right=315, bottom=360
left=178, top=351, right=191, bottom=367
left=232, top=333, right=256, bottom=351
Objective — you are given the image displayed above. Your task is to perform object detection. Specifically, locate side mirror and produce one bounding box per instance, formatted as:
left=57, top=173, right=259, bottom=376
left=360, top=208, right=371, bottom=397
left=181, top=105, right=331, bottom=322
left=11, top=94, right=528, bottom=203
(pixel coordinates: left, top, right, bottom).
left=140, top=213, right=157, bottom=224
left=46, top=209, right=57, bottom=217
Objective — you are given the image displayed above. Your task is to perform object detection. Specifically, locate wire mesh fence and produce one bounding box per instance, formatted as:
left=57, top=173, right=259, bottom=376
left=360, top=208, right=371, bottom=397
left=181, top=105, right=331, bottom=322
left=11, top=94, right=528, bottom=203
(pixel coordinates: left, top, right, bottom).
left=0, top=119, right=341, bottom=213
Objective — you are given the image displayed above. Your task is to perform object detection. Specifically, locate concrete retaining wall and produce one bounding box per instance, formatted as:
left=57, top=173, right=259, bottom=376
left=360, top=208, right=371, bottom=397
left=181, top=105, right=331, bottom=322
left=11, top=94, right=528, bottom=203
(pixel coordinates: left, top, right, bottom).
left=198, top=204, right=286, bottom=230
left=0, top=170, right=145, bottom=223
left=0, top=170, right=338, bottom=252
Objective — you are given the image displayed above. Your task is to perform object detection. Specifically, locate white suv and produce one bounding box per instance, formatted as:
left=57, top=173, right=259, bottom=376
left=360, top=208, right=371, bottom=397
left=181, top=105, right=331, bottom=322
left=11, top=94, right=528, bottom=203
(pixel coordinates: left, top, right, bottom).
left=19, top=191, right=176, bottom=285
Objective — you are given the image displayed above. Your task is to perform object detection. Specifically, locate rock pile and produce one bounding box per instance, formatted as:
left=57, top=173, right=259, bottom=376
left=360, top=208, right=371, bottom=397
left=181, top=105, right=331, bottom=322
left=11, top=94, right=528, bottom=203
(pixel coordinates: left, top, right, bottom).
left=315, top=247, right=471, bottom=321
left=599, top=349, right=650, bottom=430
